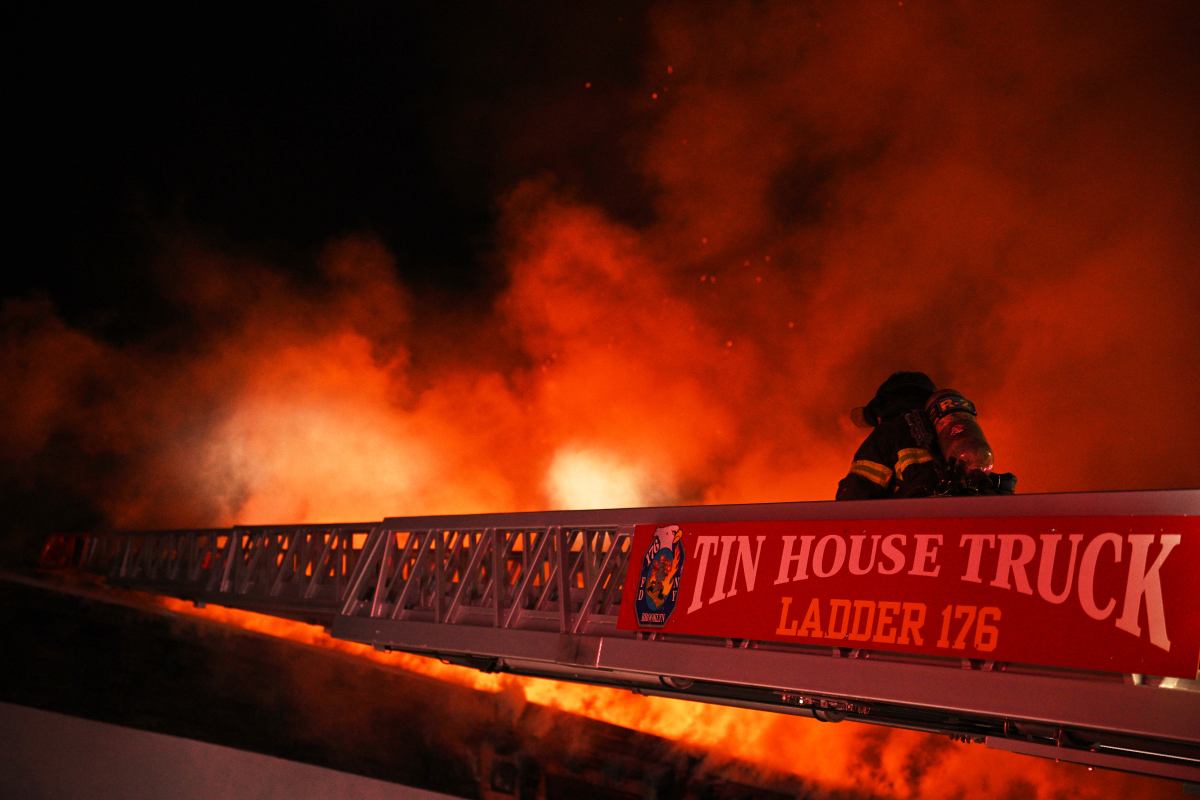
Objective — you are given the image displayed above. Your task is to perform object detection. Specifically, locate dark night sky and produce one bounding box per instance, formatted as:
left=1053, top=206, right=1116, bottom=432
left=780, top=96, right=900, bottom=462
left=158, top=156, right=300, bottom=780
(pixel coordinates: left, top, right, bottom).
left=14, top=2, right=653, bottom=335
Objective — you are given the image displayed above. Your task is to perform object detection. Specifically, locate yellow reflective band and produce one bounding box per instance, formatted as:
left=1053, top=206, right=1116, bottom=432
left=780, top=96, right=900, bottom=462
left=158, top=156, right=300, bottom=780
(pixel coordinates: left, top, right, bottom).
left=896, top=447, right=935, bottom=479
left=851, top=460, right=893, bottom=487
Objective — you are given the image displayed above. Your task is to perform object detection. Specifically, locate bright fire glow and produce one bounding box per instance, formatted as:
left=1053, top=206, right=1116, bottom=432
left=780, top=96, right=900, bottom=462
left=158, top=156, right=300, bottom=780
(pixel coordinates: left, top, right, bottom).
left=159, top=597, right=1174, bottom=799
left=545, top=446, right=656, bottom=509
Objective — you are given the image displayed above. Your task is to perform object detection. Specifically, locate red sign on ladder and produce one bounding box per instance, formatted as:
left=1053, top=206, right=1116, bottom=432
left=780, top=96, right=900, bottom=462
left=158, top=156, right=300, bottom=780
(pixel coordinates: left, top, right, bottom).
left=618, top=516, right=1200, bottom=678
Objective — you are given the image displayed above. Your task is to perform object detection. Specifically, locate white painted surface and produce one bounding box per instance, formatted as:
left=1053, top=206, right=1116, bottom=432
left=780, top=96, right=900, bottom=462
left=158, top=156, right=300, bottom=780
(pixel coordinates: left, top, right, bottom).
left=0, top=701, right=465, bottom=800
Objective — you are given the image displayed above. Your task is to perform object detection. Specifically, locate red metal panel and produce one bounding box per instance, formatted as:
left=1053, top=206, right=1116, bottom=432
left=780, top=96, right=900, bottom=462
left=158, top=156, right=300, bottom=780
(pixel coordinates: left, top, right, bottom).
left=618, top=515, right=1200, bottom=678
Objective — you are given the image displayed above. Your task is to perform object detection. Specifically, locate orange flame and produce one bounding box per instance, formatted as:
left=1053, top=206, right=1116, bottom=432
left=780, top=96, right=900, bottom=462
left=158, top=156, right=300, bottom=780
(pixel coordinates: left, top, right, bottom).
left=159, top=596, right=1176, bottom=799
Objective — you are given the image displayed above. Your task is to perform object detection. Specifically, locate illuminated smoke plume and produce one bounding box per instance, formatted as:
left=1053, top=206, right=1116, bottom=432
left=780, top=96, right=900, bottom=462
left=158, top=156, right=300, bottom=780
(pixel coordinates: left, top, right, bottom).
left=633, top=1, right=1199, bottom=498
left=3, top=1, right=1196, bottom=798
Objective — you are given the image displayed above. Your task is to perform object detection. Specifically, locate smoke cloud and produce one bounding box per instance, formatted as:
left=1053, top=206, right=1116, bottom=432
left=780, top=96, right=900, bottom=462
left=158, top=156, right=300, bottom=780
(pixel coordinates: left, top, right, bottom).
left=6, top=4, right=1199, bottom=528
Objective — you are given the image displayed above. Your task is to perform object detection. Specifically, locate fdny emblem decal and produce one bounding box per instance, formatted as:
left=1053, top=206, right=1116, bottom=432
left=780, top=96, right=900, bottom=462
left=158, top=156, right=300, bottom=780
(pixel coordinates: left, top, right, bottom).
left=635, top=525, right=686, bottom=627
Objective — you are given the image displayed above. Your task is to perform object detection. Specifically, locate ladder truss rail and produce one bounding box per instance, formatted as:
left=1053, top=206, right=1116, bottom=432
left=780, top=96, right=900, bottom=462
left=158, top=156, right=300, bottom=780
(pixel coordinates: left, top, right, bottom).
left=340, top=525, right=634, bottom=636
left=43, top=523, right=379, bottom=620
left=46, top=519, right=1200, bottom=729
left=43, top=522, right=637, bottom=633
left=47, top=489, right=1200, bottom=618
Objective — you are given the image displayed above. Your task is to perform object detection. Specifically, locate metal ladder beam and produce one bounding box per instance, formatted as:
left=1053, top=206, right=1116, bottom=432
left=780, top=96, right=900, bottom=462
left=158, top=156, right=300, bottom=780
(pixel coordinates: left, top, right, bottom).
left=40, top=490, right=1200, bottom=783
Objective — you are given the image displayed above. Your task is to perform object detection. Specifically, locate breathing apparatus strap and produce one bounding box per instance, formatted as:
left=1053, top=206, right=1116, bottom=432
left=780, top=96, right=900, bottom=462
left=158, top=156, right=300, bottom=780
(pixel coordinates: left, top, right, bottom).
left=904, top=409, right=934, bottom=451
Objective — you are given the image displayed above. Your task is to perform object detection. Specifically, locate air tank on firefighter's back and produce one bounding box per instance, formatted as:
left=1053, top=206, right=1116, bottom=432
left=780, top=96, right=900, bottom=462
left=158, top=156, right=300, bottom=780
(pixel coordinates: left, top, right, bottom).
left=925, top=389, right=994, bottom=474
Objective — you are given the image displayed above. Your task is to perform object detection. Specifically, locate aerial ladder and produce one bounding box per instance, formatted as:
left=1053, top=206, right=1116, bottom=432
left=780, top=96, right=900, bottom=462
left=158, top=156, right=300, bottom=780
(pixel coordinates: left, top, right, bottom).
left=40, top=490, right=1200, bottom=783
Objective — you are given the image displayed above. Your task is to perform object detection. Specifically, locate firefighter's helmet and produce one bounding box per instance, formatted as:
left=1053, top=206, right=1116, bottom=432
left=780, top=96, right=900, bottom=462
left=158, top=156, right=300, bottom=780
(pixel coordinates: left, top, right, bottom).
left=852, top=371, right=937, bottom=427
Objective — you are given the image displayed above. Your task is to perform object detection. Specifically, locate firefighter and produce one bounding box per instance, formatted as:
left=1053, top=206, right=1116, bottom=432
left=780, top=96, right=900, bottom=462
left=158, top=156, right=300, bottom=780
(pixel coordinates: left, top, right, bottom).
left=836, top=371, right=942, bottom=500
